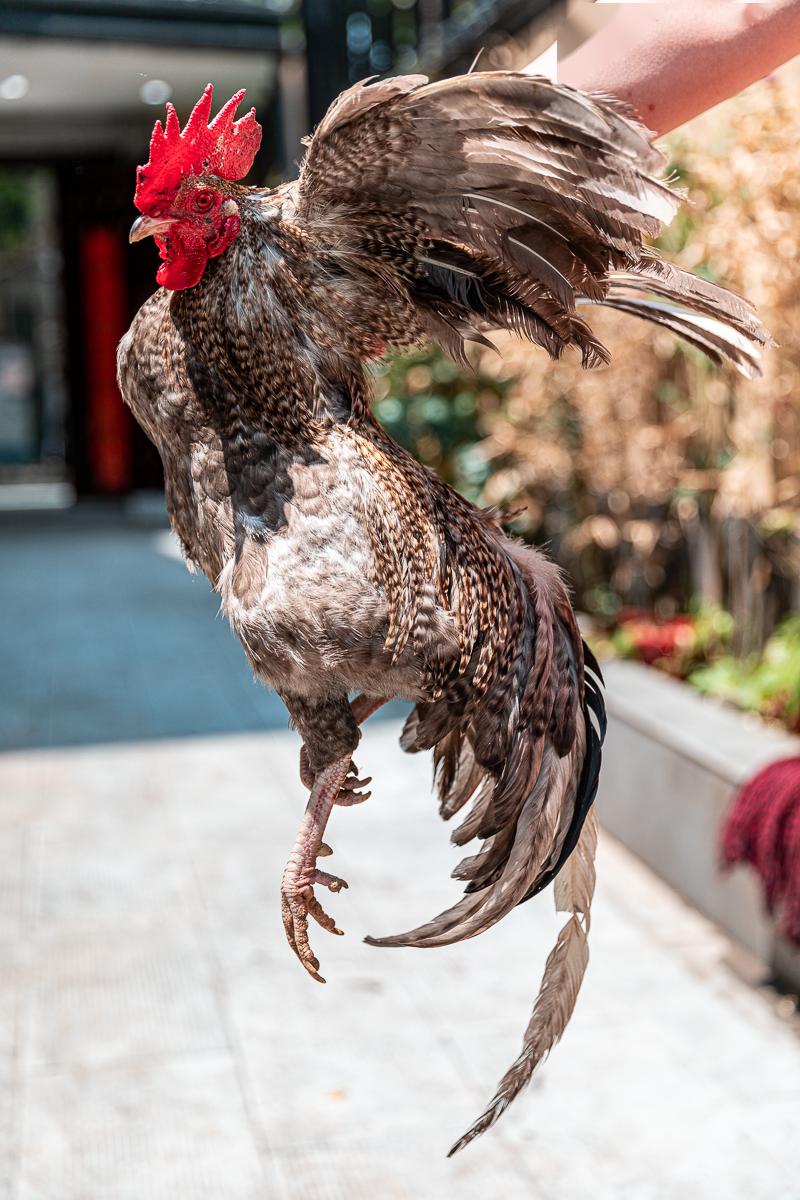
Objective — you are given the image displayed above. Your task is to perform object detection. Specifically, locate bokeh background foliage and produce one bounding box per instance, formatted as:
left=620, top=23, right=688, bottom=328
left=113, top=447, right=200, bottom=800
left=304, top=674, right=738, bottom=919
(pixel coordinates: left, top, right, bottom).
left=376, top=66, right=800, bottom=684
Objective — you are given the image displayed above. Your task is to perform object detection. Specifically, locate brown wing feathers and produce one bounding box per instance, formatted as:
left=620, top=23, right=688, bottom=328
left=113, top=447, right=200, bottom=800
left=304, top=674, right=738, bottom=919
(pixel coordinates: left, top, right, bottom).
left=297, top=71, right=768, bottom=372
left=368, top=545, right=588, bottom=948
left=296, top=71, right=765, bottom=1151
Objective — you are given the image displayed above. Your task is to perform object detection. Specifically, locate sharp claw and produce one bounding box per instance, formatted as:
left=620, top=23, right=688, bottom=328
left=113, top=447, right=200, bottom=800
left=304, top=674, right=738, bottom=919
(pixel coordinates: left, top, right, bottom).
left=341, top=775, right=372, bottom=791
left=281, top=753, right=354, bottom=985
left=314, top=869, right=348, bottom=892
left=307, top=891, right=344, bottom=936
left=281, top=861, right=348, bottom=980
left=335, top=788, right=371, bottom=807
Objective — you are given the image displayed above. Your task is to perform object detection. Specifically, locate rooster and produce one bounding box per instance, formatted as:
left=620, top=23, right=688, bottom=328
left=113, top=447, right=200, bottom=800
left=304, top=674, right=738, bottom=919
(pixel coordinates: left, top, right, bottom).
left=118, top=74, right=767, bottom=1152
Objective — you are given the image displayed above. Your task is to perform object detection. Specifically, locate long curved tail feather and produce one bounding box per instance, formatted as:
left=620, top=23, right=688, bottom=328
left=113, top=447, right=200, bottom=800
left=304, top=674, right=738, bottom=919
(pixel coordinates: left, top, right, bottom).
left=366, top=542, right=607, bottom=1152
left=585, top=258, right=770, bottom=378
left=448, top=808, right=598, bottom=1155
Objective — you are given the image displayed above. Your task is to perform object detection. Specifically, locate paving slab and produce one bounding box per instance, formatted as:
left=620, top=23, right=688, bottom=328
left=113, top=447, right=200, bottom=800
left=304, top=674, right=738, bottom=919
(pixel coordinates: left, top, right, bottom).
left=0, top=719, right=797, bottom=1199
left=18, top=1055, right=271, bottom=1200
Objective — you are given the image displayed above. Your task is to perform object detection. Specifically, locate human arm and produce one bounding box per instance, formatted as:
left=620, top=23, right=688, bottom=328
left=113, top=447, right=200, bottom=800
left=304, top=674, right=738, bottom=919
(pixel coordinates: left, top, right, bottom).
left=552, top=1, right=800, bottom=136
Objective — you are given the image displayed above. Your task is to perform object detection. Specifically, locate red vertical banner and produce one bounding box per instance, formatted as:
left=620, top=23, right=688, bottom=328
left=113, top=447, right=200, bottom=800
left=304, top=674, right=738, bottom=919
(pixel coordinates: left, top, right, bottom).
left=80, top=227, right=131, bottom=492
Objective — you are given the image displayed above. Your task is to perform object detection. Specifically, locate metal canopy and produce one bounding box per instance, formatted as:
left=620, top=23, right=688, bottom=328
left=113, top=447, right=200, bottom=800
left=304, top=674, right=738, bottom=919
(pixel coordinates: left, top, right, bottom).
left=0, top=0, right=287, bottom=52
left=302, top=0, right=560, bottom=125
left=429, top=0, right=561, bottom=76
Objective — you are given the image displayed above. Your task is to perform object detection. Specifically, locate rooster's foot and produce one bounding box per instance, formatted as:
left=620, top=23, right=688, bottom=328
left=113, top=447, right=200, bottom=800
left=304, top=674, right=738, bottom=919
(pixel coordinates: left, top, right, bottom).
left=280, top=754, right=353, bottom=983
left=280, top=866, right=349, bottom=984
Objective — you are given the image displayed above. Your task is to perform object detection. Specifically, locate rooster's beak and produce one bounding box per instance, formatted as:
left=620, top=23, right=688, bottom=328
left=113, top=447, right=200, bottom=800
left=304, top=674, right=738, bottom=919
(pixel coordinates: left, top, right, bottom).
left=129, top=214, right=174, bottom=243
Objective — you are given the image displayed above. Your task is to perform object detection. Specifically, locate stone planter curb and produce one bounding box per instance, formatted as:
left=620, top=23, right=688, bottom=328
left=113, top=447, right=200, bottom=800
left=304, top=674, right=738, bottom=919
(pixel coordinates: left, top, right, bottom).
left=598, top=659, right=800, bottom=991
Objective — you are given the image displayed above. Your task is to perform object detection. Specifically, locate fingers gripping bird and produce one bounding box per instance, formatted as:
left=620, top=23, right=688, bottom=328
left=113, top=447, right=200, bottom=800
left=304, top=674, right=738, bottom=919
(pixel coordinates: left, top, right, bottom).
left=118, top=75, right=768, bottom=1152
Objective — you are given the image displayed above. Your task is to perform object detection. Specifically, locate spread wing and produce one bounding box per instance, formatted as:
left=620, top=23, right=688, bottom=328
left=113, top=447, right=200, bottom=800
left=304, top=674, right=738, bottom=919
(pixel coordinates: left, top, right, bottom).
left=295, top=71, right=768, bottom=375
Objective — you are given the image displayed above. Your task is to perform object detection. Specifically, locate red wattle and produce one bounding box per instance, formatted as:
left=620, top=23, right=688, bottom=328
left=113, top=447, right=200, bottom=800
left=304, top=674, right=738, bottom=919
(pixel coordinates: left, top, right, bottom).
left=154, top=230, right=209, bottom=291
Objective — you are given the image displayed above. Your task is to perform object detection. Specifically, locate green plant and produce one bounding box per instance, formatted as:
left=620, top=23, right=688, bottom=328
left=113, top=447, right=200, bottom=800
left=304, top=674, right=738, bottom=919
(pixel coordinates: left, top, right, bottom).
left=372, top=345, right=516, bottom=499
left=0, top=170, right=35, bottom=253
left=690, top=616, right=800, bottom=731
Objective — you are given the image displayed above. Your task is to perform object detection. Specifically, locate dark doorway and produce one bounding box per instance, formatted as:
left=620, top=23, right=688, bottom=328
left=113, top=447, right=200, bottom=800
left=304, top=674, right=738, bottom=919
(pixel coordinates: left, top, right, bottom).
left=58, top=156, right=164, bottom=494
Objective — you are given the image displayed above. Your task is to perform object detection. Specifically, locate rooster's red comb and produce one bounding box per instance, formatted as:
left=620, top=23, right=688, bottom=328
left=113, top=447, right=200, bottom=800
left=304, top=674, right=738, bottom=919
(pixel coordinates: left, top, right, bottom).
left=134, top=84, right=262, bottom=214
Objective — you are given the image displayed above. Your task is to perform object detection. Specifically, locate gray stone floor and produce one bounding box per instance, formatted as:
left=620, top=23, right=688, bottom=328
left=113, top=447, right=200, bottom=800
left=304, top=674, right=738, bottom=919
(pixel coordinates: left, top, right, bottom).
left=0, top=721, right=798, bottom=1200
left=0, top=504, right=281, bottom=750
left=1, top=505, right=799, bottom=1197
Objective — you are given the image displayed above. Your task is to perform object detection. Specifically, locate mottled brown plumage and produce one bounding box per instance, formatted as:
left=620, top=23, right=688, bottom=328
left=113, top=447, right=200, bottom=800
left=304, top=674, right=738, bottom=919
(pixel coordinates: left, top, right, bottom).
left=118, top=73, right=768, bottom=1152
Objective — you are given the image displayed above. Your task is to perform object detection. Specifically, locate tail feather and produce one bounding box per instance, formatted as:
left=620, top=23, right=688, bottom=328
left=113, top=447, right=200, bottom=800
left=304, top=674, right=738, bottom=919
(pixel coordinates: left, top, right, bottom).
left=448, top=808, right=598, bottom=1156
left=584, top=260, right=770, bottom=379
left=524, top=646, right=605, bottom=902
left=369, top=543, right=606, bottom=1150
left=367, top=744, right=569, bottom=948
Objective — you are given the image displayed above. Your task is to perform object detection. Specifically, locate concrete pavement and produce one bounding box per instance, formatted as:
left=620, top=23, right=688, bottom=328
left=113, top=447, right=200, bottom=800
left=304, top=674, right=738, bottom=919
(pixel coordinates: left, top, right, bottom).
left=0, top=719, right=798, bottom=1199
left=0, top=505, right=283, bottom=750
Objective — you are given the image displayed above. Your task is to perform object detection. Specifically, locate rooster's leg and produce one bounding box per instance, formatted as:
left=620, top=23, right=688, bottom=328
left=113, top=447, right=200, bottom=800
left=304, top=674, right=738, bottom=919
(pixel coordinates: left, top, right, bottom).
left=280, top=753, right=360, bottom=983
left=299, top=694, right=388, bottom=788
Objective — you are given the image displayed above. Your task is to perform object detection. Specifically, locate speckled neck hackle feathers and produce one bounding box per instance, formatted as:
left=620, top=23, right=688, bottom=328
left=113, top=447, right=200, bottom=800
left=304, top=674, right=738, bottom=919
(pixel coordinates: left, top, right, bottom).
left=118, top=72, right=768, bottom=1153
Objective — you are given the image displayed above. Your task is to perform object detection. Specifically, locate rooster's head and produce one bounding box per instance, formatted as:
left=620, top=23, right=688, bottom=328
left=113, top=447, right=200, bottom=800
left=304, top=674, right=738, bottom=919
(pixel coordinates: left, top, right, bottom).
left=130, top=84, right=262, bottom=291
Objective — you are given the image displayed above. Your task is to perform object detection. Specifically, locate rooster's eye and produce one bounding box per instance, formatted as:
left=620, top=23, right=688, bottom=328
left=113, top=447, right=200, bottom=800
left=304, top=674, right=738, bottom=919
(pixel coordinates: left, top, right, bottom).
left=194, top=191, right=214, bottom=212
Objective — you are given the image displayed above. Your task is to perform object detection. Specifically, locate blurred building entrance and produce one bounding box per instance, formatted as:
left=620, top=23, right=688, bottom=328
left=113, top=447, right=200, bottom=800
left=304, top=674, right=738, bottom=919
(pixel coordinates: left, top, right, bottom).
left=0, top=165, right=67, bottom=500
left=0, top=0, right=560, bottom=502
left=0, top=0, right=288, bottom=500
